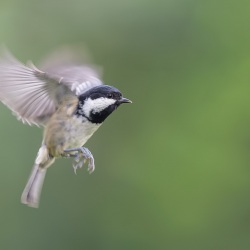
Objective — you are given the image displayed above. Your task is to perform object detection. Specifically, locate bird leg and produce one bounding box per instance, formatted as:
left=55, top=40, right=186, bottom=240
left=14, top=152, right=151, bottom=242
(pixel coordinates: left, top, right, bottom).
left=63, top=147, right=95, bottom=174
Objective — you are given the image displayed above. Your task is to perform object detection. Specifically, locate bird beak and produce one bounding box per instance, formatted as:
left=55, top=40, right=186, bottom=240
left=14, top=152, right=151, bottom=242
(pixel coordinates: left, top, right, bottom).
left=119, top=97, right=132, bottom=104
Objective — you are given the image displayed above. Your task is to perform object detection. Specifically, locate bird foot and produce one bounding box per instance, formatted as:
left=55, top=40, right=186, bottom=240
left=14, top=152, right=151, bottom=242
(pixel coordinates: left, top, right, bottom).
left=64, top=147, right=95, bottom=174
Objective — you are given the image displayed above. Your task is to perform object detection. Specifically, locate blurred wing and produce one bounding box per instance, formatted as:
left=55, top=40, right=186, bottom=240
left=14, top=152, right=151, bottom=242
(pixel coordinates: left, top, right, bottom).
left=0, top=52, right=58, bottom=126
left=45, top=65, right=103, bottom=96
left=0, top=49, right=103, bottom=126
left=39, top=45, right=103, bottom=95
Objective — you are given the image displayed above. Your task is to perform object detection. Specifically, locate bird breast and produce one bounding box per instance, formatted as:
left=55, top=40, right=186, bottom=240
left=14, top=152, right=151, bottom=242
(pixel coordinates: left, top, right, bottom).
left=44, top=113, right=101, bottom=157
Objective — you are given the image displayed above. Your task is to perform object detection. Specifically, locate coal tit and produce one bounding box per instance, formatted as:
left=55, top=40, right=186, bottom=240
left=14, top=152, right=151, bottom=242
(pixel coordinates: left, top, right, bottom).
left=0, top=48, right=131, bottom=208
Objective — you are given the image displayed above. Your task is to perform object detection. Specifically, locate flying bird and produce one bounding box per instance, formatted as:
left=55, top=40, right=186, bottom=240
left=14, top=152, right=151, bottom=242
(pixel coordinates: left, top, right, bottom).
left=0, top=48, right=132, bottom=208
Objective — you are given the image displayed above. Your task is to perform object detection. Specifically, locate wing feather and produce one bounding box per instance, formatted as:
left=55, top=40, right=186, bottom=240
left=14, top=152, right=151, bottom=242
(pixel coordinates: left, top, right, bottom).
left=0, top=49, right=103, bottom=126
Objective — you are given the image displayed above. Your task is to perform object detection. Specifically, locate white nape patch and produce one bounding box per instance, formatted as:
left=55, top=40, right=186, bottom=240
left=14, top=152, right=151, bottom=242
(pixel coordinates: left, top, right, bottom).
left=82, top=97, right=116, bottom=117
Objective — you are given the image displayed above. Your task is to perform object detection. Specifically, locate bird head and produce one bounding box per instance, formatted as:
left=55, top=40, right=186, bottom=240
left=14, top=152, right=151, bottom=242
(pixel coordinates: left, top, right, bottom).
left=76, top=85, right=132, bottom=123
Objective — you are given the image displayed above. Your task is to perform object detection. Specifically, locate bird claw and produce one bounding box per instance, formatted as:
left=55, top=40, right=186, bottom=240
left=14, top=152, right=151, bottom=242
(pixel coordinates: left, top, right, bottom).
left=73, top=158, right=84, bottom=174
left=81, top=147, right=95, bottom=174
left=69, top=147, right=95, bottom=174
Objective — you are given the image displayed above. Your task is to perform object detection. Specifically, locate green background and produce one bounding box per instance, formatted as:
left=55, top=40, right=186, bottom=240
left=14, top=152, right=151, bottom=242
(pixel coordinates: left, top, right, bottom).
left=0, top=0, right=250, bottom=249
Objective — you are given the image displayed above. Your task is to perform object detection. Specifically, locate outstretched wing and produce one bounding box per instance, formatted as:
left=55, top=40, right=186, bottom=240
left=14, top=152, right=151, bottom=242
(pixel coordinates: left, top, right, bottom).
left=0, top=49, right=103, bottom=126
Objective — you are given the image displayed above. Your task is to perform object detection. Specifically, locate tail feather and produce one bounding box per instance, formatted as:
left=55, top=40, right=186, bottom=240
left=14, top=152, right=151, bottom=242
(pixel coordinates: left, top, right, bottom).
left=21, top=145, right=55, bottom=208
left=21, top=164, right=47, bottom=208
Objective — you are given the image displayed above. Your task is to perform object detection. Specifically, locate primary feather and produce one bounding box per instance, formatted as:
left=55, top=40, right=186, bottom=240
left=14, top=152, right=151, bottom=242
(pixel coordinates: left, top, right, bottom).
left=0, top=49, right=103, bottom=126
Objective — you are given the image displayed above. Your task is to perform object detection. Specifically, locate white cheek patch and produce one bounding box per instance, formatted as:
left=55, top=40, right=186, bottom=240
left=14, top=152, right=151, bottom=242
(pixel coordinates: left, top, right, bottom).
left=82, top=97, right=116, bottom=116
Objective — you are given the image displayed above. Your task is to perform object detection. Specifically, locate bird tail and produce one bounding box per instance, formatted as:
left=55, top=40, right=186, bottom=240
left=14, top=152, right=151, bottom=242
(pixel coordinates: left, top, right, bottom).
left=21, top=145, right=55, bottom=208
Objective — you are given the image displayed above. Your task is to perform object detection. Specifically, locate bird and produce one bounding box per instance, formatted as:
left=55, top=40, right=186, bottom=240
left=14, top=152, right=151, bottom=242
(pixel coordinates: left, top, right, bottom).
left=0, top=48, right=132, bottom=208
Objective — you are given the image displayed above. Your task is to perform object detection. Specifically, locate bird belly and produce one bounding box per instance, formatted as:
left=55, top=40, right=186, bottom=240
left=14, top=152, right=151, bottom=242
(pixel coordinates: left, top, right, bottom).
left=44, top=115, right=101, bottom=156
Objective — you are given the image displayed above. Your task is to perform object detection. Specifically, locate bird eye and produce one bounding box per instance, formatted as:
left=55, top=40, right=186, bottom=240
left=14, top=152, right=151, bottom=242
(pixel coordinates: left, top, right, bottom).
left=107, top=93, right=113, bottom=99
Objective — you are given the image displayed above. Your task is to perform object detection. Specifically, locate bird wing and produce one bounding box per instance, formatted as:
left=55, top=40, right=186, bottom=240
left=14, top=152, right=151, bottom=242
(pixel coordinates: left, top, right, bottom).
left=0, top=49, right=103, bottom=126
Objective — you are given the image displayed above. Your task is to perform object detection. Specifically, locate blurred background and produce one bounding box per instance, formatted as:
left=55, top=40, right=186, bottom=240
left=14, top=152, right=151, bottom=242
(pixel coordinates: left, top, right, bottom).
left=0, top=0, right=250, bottom=249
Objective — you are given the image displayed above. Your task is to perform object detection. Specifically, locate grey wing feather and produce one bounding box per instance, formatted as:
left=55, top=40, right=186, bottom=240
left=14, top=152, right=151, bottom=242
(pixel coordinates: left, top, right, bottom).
left=39, top=46, right=103, bottom=95
left=0, top=52, right=58, bottom=125
left=0, top=49, right=103, bottom=126
left=46, top=65, right=103, bottom=96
